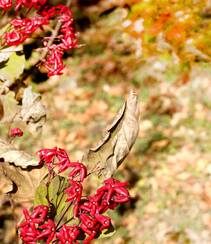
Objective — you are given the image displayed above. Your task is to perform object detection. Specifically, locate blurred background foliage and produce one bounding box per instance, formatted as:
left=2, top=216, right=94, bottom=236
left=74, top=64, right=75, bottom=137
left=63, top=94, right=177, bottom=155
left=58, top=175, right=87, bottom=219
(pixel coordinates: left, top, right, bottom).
left=1, top=0, right=211, bottom=243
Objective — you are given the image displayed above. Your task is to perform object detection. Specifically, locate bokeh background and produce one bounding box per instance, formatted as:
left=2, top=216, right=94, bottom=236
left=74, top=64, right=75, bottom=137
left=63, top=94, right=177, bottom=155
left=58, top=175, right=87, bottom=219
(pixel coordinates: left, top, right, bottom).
left=1, top=0, right=211, bottom=243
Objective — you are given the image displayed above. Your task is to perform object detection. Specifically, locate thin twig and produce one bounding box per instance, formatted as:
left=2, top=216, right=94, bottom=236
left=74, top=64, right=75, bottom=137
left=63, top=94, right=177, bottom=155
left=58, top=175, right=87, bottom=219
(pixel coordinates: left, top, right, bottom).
left=56, top=202, right=73, bottom=229
left=57, top=217, right=74, bottom=231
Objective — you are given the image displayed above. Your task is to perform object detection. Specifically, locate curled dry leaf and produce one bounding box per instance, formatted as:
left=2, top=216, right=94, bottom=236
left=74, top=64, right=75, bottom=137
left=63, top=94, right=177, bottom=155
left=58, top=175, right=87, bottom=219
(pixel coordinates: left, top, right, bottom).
left=0, top=139, right=38, bottom=168
left=1, top=162, right=47, bottom=203
left=0, top=169, right=13, bottom=194
left=84, top=90, right=140, bottom=178
left=20, top=86, right=46, bottom=132
left=0, top=139, right=47, bottom=202
left=0, top=91, right=19, bottom=123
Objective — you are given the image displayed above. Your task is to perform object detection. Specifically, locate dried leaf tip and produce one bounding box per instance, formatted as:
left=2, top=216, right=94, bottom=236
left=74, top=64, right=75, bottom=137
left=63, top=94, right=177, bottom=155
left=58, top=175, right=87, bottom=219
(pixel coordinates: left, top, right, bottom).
left=85, top=91, right=140, bottom=179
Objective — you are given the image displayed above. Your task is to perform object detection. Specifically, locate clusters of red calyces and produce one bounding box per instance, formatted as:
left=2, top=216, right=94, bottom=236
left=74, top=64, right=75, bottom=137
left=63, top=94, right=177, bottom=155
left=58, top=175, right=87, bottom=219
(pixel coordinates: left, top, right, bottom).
left=0, top=0, right=12, bottom=10
left=18, top=147, right=130, bottom=243
left=19, top=205, right=56, bottom=244
left=0, top=1, right=77, bottom=76
left=9, top=127, right=23, bottom=137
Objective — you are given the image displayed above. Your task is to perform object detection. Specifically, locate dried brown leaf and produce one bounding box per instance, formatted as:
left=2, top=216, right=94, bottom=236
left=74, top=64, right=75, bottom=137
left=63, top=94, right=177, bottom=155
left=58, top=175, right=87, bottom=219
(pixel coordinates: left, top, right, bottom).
left=20, top=86, right=46, bottom=132
left=0, top=169, right=13, bottom=194
left=0, top=92, right=19, bottom=123
left=84, top=90, right=140, bottom=178
left=0, top=139, right=38, bottom=168
left=1, top=162, right=47, bottom=203
left=0, top=139, right=47, bottom=202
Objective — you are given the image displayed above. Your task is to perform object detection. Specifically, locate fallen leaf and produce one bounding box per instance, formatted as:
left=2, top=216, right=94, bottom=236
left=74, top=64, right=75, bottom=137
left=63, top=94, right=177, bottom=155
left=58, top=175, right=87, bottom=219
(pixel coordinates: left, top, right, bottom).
left=84, top=90, right=140, bottom=178
left=0, top=139, right=38, bottom=168
left=20, top=86, right=46, bottom=132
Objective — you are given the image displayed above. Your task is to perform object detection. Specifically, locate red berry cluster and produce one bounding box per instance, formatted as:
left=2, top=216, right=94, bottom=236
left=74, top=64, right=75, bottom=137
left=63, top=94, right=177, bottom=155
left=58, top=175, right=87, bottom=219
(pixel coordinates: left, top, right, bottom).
left=18, top=147, right=130, bottom=243
left=0, top=1, right=77, bottom=76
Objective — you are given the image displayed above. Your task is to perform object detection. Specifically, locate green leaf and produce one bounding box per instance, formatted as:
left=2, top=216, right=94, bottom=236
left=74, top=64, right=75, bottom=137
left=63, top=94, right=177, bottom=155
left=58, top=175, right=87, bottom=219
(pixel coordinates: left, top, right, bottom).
left=56, top=190, right=68, bottom=217
left=0, top=46, right=25, bottom=84
left=34, top=182, right=48, bottom=206
left=99, top=223, right=116, bottom=239
left=66, top=204, right=74, bottom=222
left=48, top=176, right=62, bottom=204
left=34, top=175, right=68, bottom=217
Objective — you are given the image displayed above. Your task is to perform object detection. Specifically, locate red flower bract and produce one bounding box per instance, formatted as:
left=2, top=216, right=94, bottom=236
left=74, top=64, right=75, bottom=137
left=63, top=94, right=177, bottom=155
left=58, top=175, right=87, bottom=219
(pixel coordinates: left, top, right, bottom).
left=9, top=127, right=23, bottom=137
left=68, top=162, right=87, bottom=182
left=37, top=219, right=56, bottom=244
left=3, top=1, right=77, bottom=76
left=19, top=205, right=56, bottom=244
left=15, top=0, right=47, bottom=11
left=97, top=178, right=129, bottom=204
left=40, top=4, right=77, bottom=76
left=56, top=225, right=79, bottom=243
left=37, top=147, right=88, bottom=182
left=5, top=16, right=49, bottom=46
left=65, top=179, right=83, bottom=203
left=21, top=146, right=130, bottom=243
left=43, top=44, right=65, bottom=76
left=37, top=147, right=58, bottom=170
left=0, top=0, right=12, bottom=10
